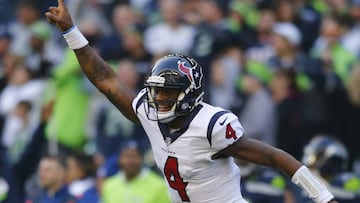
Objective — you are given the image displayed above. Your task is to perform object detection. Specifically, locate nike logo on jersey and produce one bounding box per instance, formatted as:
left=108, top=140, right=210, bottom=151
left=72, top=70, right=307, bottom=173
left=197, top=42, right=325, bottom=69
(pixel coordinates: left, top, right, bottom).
left=219, top=117, right=227, bottom=126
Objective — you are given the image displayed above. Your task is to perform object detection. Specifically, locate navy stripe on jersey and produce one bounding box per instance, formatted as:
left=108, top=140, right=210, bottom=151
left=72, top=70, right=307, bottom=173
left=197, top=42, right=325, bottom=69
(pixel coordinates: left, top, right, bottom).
left=135, top=91, right=147, bottom=113
left=158, top=104, right=203, bottom=145
left=207, top=111, right=228, bottom=146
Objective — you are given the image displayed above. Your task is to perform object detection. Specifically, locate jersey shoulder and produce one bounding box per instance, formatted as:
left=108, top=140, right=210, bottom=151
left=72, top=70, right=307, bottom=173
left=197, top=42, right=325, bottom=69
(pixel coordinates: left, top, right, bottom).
left=201, top=103, right=244, bottom=151
left=132, top=88, right=147, bottom=114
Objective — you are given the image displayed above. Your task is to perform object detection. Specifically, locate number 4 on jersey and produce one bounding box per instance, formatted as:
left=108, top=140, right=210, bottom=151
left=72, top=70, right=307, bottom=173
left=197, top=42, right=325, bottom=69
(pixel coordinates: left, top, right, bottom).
left=225, top=124, right=237, bottom=140
left=164, top=156, right=190, bottom=202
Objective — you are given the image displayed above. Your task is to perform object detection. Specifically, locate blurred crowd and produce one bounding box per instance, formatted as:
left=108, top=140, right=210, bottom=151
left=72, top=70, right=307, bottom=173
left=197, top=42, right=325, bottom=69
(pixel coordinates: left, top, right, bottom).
left=0, top=0, right=360, bottom=202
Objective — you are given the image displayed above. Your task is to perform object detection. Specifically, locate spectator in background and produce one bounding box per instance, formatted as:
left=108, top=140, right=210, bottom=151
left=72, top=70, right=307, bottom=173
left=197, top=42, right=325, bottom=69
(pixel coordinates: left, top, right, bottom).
left=101, top=140, right=170, bottom=203
left=8, top=1, right=41, bottom=56
left=269, top=69, right=304, bottom=160
left=239, top=70, right=276, bottom=146
left=0, top=54, right=23, bottom=148
left=25, top=155, right=77, bottom=203
left=274, top=0, right=297, bottom=23
left=293, top=0, right=322, bottom=52
left=189, top=0, right=234, bottom=93
left=99, top=4, right=137, bottom=61
left=243, top=5, right=276, bottom=63
left=0, top=25, right=12, bottom=68
left=66, top=0, right=111, bottom=36
left=267, top=22, right=332, bottom=139
left=121, top=24, right=153, bottom=87
left=190, top=0, right=232, bottom=70
left=1, top=100, right=32, bottom=164
left=342, top=0, right=360, bottom=59
left=268, top=22, right=310, bottom=74
left=94, top=60, right=149, bottom=175
left=25, top=21, right=54, bottom=79
left=242, top=5, right=275, bottom=95
left=66, top=152, right=99, bottom=203
left=307, top=15, right=354, bottom=138
left=209, top=52, right=240, bottom=110
left=341, top=65, right=360, bottom=172
left=0, top=63, right=46, bottom=159
left=144, top=0, right=195, bottom=57
left=311, top=15, right=356, bottom=84
left=181, top=0, right=203, bottom=26
left=325, top=0, right=349, bottom=18
left=0, top=62, right=45, bottom=117
left=121, top=28, right=153, bottom=84
left=95, top=60, right=149, bottom=154
left=0, top=27, right=13, bottom=99
left=225, top=0, right=260, bottom=50
left=7, top=100, right=54, bottom=203
left=45, top=24, right=99, bottom=150
left=77, top=17, right=105, bottom=50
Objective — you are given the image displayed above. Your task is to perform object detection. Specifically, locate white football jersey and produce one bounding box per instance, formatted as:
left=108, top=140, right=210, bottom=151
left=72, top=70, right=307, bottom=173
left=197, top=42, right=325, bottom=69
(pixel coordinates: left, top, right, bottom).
left=132, top=89, right=248, bottom=203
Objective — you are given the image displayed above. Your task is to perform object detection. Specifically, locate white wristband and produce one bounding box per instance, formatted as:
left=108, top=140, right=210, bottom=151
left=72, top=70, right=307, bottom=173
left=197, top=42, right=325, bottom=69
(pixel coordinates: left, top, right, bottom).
left=62, top=26, right=89, bottom=50
left=291, top=165, right=334, bottom=203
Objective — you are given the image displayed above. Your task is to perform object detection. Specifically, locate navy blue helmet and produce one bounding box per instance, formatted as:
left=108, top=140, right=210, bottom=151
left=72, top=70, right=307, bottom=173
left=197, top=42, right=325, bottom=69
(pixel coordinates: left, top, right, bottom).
left=144, top=54, right=204, bottom=123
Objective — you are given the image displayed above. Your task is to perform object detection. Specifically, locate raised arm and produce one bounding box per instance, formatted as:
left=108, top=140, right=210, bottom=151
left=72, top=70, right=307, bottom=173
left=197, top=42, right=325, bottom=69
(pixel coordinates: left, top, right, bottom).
left=45, top=0, right=139, bottom=123
left=217, top=136, right=338, bottom=203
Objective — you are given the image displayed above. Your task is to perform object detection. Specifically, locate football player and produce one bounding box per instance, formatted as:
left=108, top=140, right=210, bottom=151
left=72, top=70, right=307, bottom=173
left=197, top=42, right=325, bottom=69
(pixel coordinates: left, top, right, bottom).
left=45, top=0, right=338, bottom=202
left=299, top=135, right=360, bottom=203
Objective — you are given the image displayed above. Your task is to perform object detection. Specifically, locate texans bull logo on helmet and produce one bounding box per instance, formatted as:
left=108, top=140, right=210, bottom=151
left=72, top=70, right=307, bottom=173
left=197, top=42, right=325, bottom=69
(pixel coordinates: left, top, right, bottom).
left=177, top=58, right=203, bottom=90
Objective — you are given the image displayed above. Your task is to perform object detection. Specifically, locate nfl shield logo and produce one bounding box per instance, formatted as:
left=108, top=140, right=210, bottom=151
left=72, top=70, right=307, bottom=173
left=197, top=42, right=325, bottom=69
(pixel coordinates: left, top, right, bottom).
left=165, top=137, right=172, bottom=146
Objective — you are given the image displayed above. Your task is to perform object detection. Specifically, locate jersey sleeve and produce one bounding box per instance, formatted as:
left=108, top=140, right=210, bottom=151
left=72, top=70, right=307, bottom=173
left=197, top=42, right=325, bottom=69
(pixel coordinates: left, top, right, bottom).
left=131, top=88, right=147, bottom=115
left=210, top=112, right=244, bottom=152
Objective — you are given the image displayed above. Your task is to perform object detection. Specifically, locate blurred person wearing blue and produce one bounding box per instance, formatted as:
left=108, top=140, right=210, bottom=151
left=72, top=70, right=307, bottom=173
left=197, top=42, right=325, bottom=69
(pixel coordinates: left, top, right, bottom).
left=66, top=152, right=99, bottom=203
left=0, top=25, right=12, bottom=67
left=25, top=155, right=77, bottom=203
left=0, top=101, right=53, bottom=203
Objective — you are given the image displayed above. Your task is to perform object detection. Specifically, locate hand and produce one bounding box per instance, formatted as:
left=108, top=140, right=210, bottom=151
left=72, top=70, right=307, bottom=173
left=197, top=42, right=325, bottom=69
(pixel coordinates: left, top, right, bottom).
left=45, top=0, right=73, bottom=32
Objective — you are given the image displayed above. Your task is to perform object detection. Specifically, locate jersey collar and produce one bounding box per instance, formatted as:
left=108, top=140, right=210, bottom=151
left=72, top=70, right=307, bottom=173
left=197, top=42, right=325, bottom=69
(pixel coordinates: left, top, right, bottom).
left=158, top=104, right=203, bottom=146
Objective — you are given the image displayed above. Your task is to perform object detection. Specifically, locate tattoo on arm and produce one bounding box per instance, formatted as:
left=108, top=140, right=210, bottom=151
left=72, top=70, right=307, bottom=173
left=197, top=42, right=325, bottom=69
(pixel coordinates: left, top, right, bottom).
left=74, top=46, right=139, bottom=123
left=75, top=46, right=114, bottom=83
